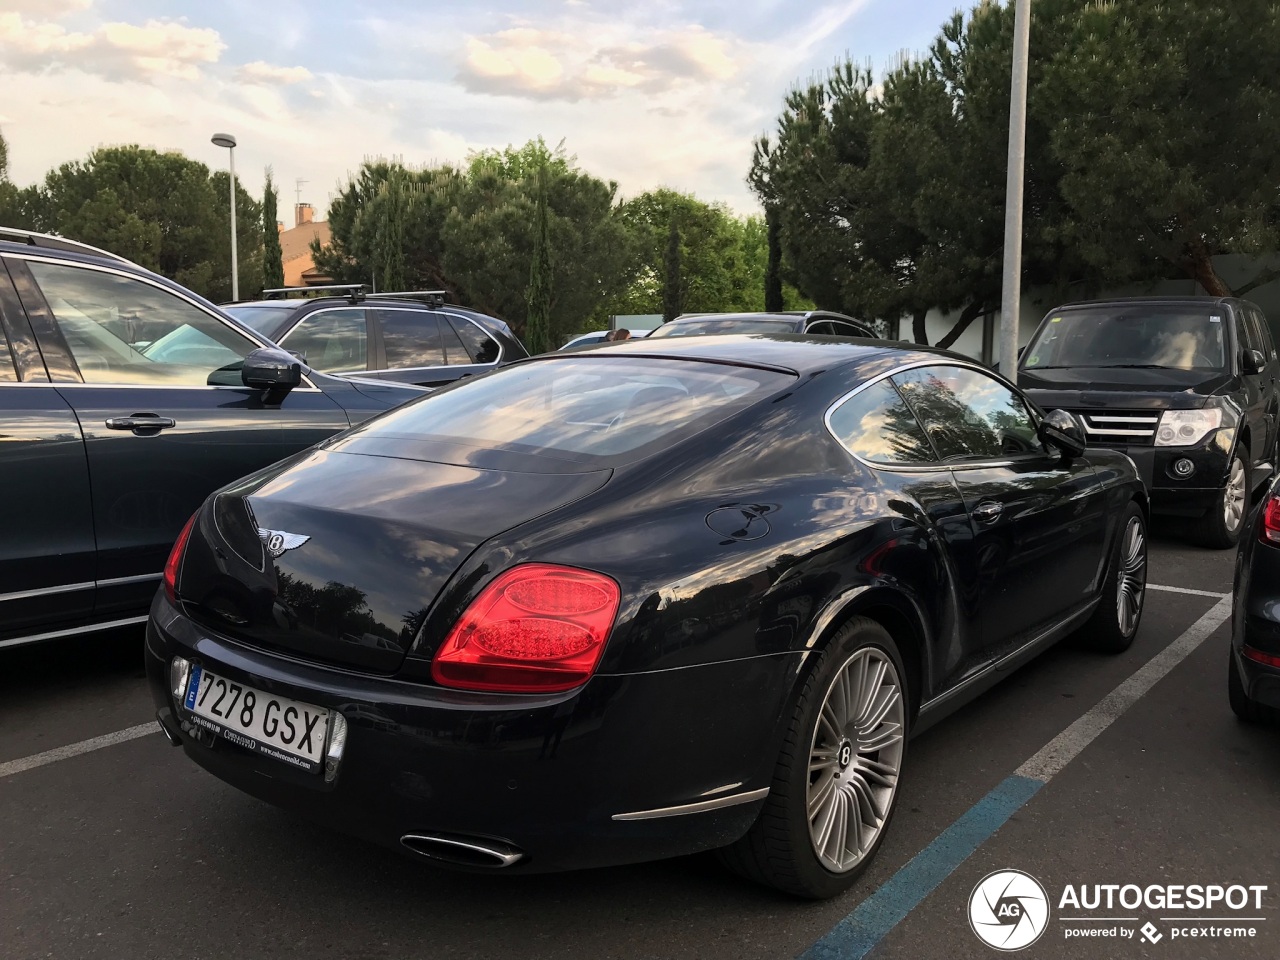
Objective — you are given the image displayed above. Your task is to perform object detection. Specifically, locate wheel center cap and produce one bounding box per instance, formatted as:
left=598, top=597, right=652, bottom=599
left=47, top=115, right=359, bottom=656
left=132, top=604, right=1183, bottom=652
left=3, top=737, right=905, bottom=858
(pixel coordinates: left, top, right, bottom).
left=837, top=740, right=854, bottom=769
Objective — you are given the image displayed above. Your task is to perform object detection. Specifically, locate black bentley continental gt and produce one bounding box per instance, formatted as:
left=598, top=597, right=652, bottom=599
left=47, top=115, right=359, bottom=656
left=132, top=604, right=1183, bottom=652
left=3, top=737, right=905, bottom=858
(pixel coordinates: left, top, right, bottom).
left=147, top=335, right=1149, bottom=898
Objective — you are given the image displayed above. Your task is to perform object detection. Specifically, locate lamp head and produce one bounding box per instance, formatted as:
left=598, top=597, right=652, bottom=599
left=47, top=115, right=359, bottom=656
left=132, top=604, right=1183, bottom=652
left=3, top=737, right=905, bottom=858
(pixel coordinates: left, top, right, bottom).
left=211, top=133, right=237, bottom=149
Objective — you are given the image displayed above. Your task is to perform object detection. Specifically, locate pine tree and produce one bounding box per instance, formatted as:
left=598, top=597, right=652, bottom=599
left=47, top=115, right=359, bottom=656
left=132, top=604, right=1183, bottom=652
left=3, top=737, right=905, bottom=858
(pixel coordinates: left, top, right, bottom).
left=662, top=215, right=682, bottom=322
left=262, top=168, right=285, bottom=291
left=764, top=205, right=783, bottom=312
left=524, top=164, right=554, bottom=354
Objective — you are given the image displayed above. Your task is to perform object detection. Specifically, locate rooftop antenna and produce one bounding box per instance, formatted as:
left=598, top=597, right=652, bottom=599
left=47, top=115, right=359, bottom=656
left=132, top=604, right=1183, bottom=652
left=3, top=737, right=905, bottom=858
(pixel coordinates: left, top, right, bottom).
left=295, top=177, right=308, bottom=206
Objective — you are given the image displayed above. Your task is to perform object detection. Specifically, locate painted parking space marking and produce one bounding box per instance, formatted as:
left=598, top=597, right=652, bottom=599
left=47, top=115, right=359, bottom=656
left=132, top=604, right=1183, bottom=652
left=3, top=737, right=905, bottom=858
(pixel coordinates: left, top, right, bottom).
left=802, top=593, right=1233, bottom=960
left=1146, top=584, right=1229, bottom=599
left=0, top=722, right=158, bottom=780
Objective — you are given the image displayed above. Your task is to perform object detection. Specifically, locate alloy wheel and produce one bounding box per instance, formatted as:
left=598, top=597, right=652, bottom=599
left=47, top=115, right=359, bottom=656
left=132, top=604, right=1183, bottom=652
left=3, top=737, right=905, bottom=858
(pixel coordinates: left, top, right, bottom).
left=807, top=647, right=905, bottom=873
left=1224, top=458, right=1247, bottom=532
left=1116, top=515, right=1147, bottom=637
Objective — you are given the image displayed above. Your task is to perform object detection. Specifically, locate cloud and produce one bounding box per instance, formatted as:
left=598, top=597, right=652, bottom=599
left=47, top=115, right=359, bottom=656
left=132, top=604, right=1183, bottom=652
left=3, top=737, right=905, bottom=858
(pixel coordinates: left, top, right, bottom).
left=457, top=24, right=741, bottom=101
left=3, top=0, right=91, bottom=14
left=0, top=13, right=224, bottom=82
left=237, top=61, right=314, bottom=85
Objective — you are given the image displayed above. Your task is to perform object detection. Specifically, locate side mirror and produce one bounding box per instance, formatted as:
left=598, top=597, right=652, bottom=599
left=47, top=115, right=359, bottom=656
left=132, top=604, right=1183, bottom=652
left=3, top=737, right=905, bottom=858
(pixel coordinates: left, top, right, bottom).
left=1038, top=408, right=1087, bottom=459
left=242, top=347, right=302, bottom=405
left=1243, top=349, right=1267, bottom=375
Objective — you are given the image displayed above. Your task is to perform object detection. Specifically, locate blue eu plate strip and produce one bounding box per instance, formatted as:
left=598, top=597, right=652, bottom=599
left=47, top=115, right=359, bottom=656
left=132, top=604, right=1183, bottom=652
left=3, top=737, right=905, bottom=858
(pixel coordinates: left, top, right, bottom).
left=183, top=665, right=202, bottom=711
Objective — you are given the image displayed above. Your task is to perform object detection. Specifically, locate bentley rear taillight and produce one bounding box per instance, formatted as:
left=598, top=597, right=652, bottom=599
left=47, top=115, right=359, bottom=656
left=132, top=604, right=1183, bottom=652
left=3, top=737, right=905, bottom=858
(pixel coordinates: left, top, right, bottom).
left=431, top=564, right=620, bottom=693
left=1261, top=495, right=1280, bottom=544
left=163, top=513, right=198, bottom=603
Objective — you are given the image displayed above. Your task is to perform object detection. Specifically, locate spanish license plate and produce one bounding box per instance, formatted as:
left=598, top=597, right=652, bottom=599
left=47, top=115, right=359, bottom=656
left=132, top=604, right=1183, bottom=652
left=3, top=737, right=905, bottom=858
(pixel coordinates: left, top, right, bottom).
left=183, top=665, right=329, bottom=773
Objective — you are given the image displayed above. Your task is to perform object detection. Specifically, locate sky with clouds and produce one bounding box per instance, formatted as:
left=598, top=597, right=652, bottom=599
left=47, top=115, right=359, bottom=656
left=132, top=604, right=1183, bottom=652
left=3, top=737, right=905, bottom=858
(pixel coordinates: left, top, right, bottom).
left=0, top=0, right=971, bottom=218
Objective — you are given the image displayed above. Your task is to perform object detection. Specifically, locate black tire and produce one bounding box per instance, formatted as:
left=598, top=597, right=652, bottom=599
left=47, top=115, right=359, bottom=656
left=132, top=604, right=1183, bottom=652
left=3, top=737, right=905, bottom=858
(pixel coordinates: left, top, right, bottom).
left=1192, top=450, right=1250, bottom=549
left=1079, top=501, right=1147, bottom=653
left=718, top=617, right=908, bottom=899
left=1228, top=648, right=1280, bottom=724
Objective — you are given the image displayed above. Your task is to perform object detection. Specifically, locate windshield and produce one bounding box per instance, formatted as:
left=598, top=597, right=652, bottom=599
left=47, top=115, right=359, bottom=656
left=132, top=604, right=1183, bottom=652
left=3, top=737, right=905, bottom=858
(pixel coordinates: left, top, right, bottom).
left=648, top=318, right=796, bottom=338
left=351, top=357, right=795, bottom=461
left=1023, top=306, right=1228, bottom=371
left=224, top=304, right=296, bottom=337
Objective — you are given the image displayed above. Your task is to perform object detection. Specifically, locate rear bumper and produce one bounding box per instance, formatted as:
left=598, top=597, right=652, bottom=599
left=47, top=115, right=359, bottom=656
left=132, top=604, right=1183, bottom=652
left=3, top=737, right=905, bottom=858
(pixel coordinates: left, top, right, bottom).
left=146, top=593, right=796, bottom=873
left=1101, top=444, right=1229, bottom=517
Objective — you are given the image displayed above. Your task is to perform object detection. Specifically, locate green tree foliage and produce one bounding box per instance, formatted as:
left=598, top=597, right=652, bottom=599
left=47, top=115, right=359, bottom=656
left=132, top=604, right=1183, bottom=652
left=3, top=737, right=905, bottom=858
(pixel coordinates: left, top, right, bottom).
left=316, top=139, right=633, bottom=344
left=755, top=0, right=1280, bottom=340
left=764, top=206, right=784, bottom=312
left=28, top=145, right=262, bottom=301
left=262, top=168, right=285, bottom=290
left=662, top=215, right=682, bottom=321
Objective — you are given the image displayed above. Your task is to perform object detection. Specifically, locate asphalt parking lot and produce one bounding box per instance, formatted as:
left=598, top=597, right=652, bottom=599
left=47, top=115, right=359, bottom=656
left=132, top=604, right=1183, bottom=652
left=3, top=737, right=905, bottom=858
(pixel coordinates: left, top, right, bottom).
left=2, top=532, right=1275, bottom=960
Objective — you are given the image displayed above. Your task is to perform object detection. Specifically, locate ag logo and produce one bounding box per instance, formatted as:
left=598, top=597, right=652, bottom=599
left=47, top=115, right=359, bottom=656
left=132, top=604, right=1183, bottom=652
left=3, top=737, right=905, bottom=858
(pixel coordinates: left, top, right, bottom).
left=968, top=869, right=1050, bottom=951
left=256, top=527, right=310, bottom=559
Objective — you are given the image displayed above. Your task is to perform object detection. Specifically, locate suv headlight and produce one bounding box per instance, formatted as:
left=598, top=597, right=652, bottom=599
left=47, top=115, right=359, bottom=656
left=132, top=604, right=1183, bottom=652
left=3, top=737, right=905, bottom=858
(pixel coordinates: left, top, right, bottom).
left=1155, top=408, right=1226, bottom=447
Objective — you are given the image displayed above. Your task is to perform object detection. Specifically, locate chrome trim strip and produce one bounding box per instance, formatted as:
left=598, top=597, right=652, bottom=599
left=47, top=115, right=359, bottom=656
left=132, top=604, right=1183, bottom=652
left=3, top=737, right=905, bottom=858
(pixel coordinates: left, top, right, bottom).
left=1085, top=415, right=1159, bottom=423
left=0, top=229, right=134, bottom=265
left=611, top=787, right=770, bottom=821
left=822, top=357, right=1044, bottom=473
left=399, top=834, right=523, bottom=867
left=98, top=573, right=162, bottom=588
left=0, top=580, right=95, bottom=603
left=1083, top=426, right=1153, bottom=437
left=0, top=615, right=148, bottom=650
left=3, top=252, right=319, bottom=390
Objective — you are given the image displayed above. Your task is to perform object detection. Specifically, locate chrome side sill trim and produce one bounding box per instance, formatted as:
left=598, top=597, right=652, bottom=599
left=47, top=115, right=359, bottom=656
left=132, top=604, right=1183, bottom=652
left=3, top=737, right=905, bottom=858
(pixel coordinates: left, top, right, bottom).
left=612, top=787, right=770, bottom=821
left=97, top=573, right=162, bottom=588
left=0, top=580, right=95, bottom=603
left=0, top=616, right=148, bottom=650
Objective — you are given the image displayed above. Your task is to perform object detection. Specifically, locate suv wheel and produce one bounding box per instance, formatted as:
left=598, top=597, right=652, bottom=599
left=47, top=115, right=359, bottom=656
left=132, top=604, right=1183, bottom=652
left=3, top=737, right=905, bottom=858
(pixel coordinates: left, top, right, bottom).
left=1192, top=451, right=1249, bottom=549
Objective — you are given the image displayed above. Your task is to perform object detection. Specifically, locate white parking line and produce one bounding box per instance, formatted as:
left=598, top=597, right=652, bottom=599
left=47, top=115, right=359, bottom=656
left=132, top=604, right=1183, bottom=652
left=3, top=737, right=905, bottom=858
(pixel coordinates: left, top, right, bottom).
left=1017, top=595, right=1233, bottom=781
left=0, top=722, right=158, bottom=780
left=0, top=582, right=1230, bottom=782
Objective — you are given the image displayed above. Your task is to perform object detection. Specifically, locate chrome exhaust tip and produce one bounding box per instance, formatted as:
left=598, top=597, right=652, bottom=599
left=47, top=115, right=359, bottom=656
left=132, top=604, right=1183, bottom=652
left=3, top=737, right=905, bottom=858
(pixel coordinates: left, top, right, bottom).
left=400, top=833, right=524, bottom=868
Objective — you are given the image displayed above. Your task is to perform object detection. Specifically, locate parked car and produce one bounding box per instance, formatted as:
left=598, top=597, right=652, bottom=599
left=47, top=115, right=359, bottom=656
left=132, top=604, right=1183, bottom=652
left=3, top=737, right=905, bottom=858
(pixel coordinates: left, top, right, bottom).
left=0, top=229, right=425, bottom=650
left=560, top=329, right=652, bottom=349
left=223, top=286, right=527, bottom=387
left=1229, top=472, right=1280, bottom=723
left=1019, top=296, right=1280, bottom=548
left=648, top=310, right=878, bottom=340
left=149, top=334, right=1147, bottom=898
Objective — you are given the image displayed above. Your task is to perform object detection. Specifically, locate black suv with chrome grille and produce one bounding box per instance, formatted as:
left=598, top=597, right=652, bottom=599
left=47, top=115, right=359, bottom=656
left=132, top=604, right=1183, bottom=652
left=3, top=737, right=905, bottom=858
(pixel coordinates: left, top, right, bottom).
left=1019, top=296, right=1279, bottom=548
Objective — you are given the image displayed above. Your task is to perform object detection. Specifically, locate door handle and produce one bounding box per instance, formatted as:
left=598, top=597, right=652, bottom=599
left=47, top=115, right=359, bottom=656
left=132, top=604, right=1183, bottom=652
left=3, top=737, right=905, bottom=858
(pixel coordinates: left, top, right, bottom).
left=972, top=501, right=1003, bottom=524
left=105, top=414, right=176, bottom=433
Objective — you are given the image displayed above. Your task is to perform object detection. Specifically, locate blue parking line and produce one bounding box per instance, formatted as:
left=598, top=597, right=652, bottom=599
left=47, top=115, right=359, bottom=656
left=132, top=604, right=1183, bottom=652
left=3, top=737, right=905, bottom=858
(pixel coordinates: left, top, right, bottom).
left=801, top=775, right=1045, bottom=960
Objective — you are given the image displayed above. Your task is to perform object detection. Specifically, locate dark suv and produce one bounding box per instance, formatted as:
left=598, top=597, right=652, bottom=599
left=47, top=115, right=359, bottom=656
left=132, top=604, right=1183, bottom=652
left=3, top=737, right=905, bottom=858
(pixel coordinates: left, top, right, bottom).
left=224, top=286, right=527, bottom=387
left=1019, top=296, right=1279, bottom=548
left=0, top=230, right=424, bottom=650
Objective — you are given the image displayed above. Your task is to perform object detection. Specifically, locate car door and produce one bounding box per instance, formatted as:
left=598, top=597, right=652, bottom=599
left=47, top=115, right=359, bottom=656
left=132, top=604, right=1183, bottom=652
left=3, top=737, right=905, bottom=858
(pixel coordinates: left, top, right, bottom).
left=9, top=254, right=347, bottom=618
left=0, top=260, right=98, bottom=641
left=892, top=363, right=1106, bottom=652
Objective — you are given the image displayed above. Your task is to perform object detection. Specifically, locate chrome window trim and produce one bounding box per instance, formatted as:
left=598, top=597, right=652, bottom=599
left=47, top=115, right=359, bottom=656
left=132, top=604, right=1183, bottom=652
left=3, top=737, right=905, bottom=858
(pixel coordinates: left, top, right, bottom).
left=4, top=252, right=319, bottom=390
left=611, top=786, right=770, bottom=821
left=823, top=357, right=1046, bottom=474
left=0, top=615, right=149, bottom=650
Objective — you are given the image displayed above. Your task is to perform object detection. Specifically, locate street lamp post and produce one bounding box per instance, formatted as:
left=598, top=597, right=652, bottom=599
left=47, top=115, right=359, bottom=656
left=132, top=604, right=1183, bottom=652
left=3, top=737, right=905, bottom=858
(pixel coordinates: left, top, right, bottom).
left=211, top=133, right=239, bottom=301
left=999, top=0, right=1032, bottom=382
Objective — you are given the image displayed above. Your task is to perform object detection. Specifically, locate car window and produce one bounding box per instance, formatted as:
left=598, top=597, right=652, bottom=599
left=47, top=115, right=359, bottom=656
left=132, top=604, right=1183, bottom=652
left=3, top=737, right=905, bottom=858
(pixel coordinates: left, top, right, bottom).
left=1236, top=306, right=1259, bottom=354
left=222, top=304, right=296, bottom=337
left=648, top=318, right=796, bottom=338
left=447, top=314, right=501, bottom=364
left=1023, top=305, right=1227, bottom=371
left=282, top=308, right=367, bottom=373
left=375, top=308, right=445, bottom=369
left=438, top=314, right=474, bottom=365
left=1244, top=305, right=1274, bottom=360
left=806, top=321, right=833, bottom=335
left=893, top=365, right=1042, bottom=461
left=353, top=357, right=794, bottom=461
left=827, top=378, right=936, bottom=465
left=0, top=324, right=16, bottom=381
left=26, top=260, right=255, bottom=386
left=831, top=321, right=871, bottom=338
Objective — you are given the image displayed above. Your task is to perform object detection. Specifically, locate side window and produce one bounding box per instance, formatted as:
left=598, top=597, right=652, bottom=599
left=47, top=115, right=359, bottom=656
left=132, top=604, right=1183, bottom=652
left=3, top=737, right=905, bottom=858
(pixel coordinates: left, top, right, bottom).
left=446, top=315, right=500, bottom=364
left=438, top=314, right=473, bottom=365
left=1247, top=306, right=1275, bottom=360
left=25, top=260, right=254, bottom=386
left=283, top=308, right=368, bottom=373
left=831, top=321, right=871, bottom=338
left=0, top=324, right=16, bottom=381
left=1235, top=306, right=1259, bottom=354
left=893, top=365, right=1041, bottom=461
left=805, top=321, right=833, bottom=335
left=827, top=378, right=937, bottom=465
left=376, top=308, right=445, bottom=369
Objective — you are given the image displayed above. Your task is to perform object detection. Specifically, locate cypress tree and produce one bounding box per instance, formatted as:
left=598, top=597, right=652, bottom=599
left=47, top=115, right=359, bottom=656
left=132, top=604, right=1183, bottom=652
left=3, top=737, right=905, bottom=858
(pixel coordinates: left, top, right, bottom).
left=662, top=215, right=682, bottom=322
left=524, top=164, right=554, bottom=354
left=764, top=205, right=783, bottom=312
left=262, top=167, right=285, bottom=290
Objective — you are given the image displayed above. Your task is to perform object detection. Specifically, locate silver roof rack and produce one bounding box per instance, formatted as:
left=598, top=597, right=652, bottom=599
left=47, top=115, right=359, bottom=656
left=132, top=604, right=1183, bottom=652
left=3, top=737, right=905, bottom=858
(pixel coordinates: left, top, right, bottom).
left=0, top=227, right=135, bottom=265
left=367, top=290, right=448, bottom=307
left=262, top=284, right=368, bottom=301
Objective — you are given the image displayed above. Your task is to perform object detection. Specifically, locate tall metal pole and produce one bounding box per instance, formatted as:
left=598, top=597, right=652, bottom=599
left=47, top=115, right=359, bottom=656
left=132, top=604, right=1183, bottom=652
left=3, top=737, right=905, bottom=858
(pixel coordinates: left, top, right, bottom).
left=228, top=146, right=239, bottom=301
left=999, top=0, right=1032, bottom=381
left=212, top=133, right=239, bottom=301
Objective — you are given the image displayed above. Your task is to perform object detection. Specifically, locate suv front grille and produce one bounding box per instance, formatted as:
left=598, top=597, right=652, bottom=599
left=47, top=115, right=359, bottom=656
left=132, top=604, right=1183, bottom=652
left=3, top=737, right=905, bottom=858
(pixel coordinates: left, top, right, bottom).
left=1070, top=410, right=1160, bottom=446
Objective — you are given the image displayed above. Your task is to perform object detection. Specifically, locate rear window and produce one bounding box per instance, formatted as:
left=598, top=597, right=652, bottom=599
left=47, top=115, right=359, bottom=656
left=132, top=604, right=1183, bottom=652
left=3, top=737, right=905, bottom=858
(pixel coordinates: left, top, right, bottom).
left=353, top=357, right=794, bottom=460
left=649, top=318, right=796, bottom=338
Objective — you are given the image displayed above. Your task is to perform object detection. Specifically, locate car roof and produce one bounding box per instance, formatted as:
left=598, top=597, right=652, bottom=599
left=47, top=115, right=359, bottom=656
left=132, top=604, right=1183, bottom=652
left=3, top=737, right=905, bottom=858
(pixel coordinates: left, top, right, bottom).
left=545, top=333, right=970, bottom=377
left=668, top=313, right=803, bottom=326
left=1052, top=295, right=1240, bottom=311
